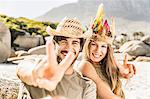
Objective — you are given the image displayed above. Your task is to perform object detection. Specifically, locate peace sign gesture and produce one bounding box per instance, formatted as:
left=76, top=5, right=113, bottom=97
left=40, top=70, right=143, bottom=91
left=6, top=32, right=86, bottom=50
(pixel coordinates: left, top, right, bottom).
left=118, top=54, right=136, bottom=79
left=31, top=26, right=77, bottom=91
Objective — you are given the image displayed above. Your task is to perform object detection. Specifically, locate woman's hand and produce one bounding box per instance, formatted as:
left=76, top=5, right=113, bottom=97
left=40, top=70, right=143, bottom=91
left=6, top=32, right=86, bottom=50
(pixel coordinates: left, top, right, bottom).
left=118, top=54, right=136, bottom=79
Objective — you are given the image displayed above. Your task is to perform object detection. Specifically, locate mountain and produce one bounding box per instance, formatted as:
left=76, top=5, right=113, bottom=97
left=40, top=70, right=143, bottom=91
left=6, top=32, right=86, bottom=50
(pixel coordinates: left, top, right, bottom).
left=36, top=0, right=150, bottom=35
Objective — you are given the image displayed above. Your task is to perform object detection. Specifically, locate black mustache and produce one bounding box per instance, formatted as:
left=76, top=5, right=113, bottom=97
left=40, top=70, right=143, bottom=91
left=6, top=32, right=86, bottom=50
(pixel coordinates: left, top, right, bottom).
left=61, top=50, right=76, bottom=55
left=61, top=51, right=68, bottom=54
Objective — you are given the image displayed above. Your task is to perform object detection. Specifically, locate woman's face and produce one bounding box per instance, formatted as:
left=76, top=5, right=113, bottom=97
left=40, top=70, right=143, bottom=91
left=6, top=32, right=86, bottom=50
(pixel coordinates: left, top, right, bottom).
left=89, top=40, right=108, bottom=63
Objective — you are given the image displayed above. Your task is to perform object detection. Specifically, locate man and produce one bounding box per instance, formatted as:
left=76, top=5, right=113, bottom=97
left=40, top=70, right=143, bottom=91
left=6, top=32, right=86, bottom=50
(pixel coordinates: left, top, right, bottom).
left=17, top=17, right=97, bottom=99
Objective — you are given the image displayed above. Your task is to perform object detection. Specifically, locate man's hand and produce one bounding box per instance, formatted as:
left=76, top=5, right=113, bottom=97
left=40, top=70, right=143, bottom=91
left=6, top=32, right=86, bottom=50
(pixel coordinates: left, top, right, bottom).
left=118, top=54, right=136, bottom=79
left=32, top=27, right=77, bottom=91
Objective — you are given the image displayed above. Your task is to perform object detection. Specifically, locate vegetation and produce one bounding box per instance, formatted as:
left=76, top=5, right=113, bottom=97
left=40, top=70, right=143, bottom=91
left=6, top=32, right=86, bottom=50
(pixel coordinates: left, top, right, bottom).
left=133, top=31, right=145, bottom=40
left=0, top=14, right=58, bottom=43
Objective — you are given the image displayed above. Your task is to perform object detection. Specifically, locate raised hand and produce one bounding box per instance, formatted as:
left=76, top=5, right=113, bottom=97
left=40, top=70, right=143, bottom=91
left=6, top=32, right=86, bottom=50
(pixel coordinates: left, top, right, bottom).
left=119, top=54, right=136, bottom=79
left=31, top=26, right=77, bottom=91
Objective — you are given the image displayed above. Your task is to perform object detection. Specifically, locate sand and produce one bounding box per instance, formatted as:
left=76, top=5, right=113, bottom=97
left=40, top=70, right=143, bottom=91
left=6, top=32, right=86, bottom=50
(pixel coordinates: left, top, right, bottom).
left=122, top=62, right=150, bottom=99
left=0, top=62, right=150, bottom=99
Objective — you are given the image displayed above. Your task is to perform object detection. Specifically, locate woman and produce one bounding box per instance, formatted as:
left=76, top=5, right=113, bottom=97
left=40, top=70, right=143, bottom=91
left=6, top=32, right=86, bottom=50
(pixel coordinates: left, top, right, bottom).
left=77, top=34, right=125, bottom=99
left=76, top=3, right=128, bottom=99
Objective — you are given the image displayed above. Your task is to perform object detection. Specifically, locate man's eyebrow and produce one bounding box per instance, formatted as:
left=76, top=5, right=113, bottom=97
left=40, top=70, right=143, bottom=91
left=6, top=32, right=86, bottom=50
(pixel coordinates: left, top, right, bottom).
left=60, top=39, right=67, bottom=41
left=73, top=40, right=80, bottom=43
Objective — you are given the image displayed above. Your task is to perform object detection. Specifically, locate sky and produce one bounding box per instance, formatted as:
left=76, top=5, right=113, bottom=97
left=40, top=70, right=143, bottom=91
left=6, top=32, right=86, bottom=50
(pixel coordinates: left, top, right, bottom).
left=0, top=0, right=78, bottom=19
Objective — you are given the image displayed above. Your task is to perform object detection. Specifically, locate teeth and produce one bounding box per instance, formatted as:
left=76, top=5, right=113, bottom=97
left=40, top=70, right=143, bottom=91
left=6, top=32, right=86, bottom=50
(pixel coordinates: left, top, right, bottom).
left=94, top=54, right=99, bottom=58
left=93, top=53, right=100, bottom=58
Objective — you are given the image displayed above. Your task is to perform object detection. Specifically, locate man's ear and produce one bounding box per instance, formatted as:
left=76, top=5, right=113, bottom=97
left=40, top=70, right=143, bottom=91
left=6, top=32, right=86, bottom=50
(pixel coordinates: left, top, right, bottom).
left=80, top=38, right=85, bottom=52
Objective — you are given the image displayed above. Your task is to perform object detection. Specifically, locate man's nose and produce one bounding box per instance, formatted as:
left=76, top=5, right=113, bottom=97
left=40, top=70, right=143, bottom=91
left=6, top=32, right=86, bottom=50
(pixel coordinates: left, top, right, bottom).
left=65, top=42, right=73, bottom=50
left=69, top=43, right=74, bottom=49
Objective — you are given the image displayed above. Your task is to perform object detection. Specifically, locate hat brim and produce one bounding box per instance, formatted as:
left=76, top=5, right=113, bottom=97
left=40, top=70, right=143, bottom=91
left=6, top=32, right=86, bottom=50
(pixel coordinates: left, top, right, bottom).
left=47, top=26, right=90, bottom=38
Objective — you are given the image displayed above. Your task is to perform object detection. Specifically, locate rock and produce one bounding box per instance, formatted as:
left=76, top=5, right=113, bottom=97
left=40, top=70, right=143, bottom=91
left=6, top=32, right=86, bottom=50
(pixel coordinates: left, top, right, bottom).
left=119, top=40, right=150, bottom=56
left=113, top=35, right=129, bottom=49
left=15, top=50, right=29, bottom=57
left=146, top=53, right=150, bottom=57
left=7, top=55, right=46, bottom=64
left=119, top=40, right=139, bottom=52
left=135, top=56, right=150, bottom=62
left=28, top=45, right=46, bottom=55
left=10, top=49, right=17, bottom=58
left=141, top=35, right=150, bottom=45
left=13, top=34, right=44, bottom=49
left=0, top=22, right=11, bottom=62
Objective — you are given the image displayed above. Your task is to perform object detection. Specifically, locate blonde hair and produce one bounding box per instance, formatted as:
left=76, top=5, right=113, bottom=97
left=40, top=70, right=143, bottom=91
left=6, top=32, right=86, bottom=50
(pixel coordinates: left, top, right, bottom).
left=83, top=35, right=125, bottom=98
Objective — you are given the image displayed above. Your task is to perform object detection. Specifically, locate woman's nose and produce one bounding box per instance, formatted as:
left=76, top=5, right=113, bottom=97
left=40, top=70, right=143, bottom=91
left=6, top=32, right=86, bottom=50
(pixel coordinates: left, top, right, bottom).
left=96, top=46, right=102, bottom=53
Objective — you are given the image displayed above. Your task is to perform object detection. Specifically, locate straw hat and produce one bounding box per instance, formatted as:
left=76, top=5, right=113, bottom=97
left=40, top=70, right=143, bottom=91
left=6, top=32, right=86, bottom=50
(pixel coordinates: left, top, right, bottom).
left=46, top=17, right=88, bottom=38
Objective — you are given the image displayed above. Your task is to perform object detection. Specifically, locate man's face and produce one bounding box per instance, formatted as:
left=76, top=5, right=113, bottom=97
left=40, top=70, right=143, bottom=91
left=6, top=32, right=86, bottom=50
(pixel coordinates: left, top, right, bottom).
left=57, top=37, right=81, bottom=61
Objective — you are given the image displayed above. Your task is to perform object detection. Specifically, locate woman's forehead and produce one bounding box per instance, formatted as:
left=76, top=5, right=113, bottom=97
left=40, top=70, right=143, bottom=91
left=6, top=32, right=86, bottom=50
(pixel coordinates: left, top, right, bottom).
left=91, top=39, right=108, bottom=45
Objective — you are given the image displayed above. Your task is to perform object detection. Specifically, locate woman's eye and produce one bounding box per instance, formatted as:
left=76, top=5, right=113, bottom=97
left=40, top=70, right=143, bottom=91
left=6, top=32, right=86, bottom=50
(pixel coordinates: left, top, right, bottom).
left=101, top=45, right=107, bottom=48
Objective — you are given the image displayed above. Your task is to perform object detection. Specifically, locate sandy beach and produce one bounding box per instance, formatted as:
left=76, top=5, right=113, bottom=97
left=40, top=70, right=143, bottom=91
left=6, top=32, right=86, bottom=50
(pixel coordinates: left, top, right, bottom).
left=122, top=62, right=150, bottom=99
left=0, top=62, right=150, bottom=99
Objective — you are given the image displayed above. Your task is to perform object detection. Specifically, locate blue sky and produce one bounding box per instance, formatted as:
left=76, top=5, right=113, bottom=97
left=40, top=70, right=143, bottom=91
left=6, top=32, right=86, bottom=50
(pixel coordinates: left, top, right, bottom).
left=0, top=0, right=78, bottom=18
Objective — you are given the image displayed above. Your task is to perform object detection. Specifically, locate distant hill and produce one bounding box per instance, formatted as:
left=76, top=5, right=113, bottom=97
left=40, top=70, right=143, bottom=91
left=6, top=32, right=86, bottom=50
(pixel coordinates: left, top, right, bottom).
left=36, top=0, right=150, bottom=35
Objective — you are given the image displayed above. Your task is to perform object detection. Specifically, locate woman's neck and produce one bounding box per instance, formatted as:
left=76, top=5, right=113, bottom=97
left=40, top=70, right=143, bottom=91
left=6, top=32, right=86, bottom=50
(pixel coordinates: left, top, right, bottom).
left=89, top=60, right=101, bottom=68
left=93, top=63, right=101, bottom=68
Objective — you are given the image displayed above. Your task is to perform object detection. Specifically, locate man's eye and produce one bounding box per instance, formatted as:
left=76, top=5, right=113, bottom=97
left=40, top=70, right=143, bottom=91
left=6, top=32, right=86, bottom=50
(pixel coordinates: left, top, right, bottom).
left=59, top=41, right=67, bottom=45
left=73, top=42, right=79, bottom=45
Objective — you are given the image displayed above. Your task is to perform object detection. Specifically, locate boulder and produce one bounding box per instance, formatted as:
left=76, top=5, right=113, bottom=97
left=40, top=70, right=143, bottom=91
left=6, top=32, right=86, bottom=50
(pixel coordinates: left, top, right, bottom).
left=15, top=50, right=29, bottom=57
left=10, top=49, right=17, bottom=58
left=141, top=35, right=150, bottom=45
left=119, top=40, right=139, bottom=52
left=113, top=35, right=129, bottom=49
left=28, top=45, right=46, bottom=55
left=119, top=40, right=150, bottom=56
left=0, top=22, right=11, bottom=62
left=13, top=34, right=44, bottom=49
left=135, top=56, right=150, bottom=62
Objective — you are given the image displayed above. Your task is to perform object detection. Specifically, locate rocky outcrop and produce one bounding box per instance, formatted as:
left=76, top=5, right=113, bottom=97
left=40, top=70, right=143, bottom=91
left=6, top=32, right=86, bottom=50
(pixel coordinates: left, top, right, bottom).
left=28, top=45, right=46, bottom=55
left=13, top=34, right=44, bottom=50
left=135, top=56, right=150, bottom=62
left=0, top=22, right=11, bottom=62
left=119, top=40, right=150, bottom=56
left=141, top=35, right=150, bottom=45
left=113, top=34, right=129, bottom=49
